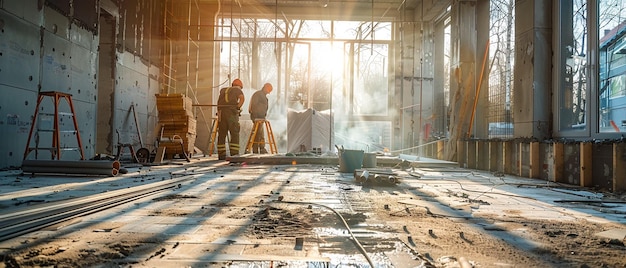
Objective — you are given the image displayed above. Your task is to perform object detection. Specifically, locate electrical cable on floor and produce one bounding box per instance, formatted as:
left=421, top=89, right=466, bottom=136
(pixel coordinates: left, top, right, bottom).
left=408, top=169, right=606, bottom=204
left=406, top=170, right=536, bottom=201
left=276, top=200, right=375, bottom=267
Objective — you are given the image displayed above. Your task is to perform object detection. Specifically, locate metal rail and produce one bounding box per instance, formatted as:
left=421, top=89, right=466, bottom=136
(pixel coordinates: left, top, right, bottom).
left=0, top=175, right=197, bottom=242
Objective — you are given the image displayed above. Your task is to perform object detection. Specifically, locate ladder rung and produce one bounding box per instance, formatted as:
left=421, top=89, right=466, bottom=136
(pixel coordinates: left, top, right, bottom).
left=36, top=129, right=78, bottom=133
left=28, top=147, right=79, bottom=151
left=39, top=112, right=75, bottom=116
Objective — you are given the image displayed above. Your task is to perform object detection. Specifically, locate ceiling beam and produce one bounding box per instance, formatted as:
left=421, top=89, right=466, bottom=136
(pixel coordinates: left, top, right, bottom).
left=209, top=1, right=417, bottom=21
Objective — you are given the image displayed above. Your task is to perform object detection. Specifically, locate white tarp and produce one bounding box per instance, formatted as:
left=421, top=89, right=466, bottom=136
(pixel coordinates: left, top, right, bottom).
left=287, top=108, right=333, bottom=153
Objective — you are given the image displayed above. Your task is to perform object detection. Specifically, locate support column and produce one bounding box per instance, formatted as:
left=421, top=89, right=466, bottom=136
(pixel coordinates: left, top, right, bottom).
left=195, top=3, right=219, bottom=152
left=473, top=0, right=490, bottom=139
left=513, top=0, right=552, bottom=139
left=444, top=1, right=476, bottom=161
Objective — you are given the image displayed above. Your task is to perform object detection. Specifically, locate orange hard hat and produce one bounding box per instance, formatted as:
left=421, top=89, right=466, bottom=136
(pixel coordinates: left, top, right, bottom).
left=263, top=83, right=273, bottom=93
left=232, top=78, right=243, bottom=88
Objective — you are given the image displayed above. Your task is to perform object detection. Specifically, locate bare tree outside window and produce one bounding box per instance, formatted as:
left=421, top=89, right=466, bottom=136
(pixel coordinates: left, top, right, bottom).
left=488, top=0, right=515, bottom=138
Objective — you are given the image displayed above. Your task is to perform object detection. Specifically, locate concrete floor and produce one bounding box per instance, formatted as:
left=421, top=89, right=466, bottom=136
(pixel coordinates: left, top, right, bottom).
left=0, top=154, right=625, bottom=267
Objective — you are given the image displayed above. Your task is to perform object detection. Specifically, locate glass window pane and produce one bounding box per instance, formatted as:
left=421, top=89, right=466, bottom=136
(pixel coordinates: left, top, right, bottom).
left=335, top=21, right=370, bottom=40
left=374, top=22, right=392, bottom=40
left=559, top=1, right=587, bottom=131
left=256, top=19, right=283, bottom=39
left=353, top=43, right=388, bottom=115
left=599, top=0, right=626, bottom=133
left=300, top=20, right=332, bottom=38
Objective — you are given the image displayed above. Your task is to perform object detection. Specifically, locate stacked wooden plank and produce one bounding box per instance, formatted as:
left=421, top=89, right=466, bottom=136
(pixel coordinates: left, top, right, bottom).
left=155, top=94, right=196, bottom=157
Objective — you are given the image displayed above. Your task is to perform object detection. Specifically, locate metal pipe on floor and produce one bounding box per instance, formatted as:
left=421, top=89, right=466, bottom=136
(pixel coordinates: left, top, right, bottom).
left=21, top=165, right=119, bottom=176
left=22, top=160, right=120, bottom=170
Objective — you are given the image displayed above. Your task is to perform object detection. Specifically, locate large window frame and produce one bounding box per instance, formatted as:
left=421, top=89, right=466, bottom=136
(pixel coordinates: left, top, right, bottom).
left=215, top=16, right=396, bottom=151
left=554, top=0, right=625, bottom=139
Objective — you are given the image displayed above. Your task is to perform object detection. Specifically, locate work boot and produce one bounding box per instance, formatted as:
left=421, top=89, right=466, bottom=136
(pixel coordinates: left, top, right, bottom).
left=259, top=148, right=268, bottom=154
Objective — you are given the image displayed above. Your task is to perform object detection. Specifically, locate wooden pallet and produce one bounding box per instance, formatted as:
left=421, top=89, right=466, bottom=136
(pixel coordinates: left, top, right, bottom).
left=155, top=94, right=196, bottom=158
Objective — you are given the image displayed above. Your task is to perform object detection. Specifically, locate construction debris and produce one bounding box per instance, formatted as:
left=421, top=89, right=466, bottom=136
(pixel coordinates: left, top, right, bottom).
left=354, top=168, right=400, bottom=186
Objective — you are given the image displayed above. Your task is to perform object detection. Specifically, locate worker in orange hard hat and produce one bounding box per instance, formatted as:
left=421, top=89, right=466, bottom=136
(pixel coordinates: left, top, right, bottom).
left=232, top=78, right=243, bottom=88
left=216, top=78, right=245, bottom=160
left=247, top=83, right=273, bottom=154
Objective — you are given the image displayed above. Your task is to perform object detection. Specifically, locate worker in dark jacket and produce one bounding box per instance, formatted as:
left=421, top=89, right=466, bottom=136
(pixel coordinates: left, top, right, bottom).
left=248, top=83, right=273, bottom=154
left=217, top=79, right=245, bottom=160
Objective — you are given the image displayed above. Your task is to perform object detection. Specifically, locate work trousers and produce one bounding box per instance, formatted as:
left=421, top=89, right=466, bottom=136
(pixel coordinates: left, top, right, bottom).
left=217, top=109, right=240, bottom=159
left=250, top=117, right=267, bottom=153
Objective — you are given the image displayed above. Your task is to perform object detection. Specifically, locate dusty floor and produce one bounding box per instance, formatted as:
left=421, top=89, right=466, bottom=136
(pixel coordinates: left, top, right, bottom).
left=0, top=156, right=625, bottom=267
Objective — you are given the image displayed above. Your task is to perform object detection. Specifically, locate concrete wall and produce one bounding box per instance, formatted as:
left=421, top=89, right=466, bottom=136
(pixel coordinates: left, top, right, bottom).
left=0, top=3, right=98, bottom=167
left=0, top=0, right=162, bottom=168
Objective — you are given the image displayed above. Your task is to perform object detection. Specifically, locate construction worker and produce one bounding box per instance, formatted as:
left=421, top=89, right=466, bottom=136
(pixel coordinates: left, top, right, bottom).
left=217, top=79, right=245, bottom=160
left=247, top=83, right=273, bottom=154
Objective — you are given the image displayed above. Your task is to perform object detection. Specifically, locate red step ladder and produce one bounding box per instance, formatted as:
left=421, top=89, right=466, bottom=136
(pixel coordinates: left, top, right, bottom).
left=23, top=91, right=85, bottom=160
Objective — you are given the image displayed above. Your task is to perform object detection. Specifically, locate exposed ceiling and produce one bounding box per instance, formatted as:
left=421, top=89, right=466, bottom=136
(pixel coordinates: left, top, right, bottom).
left=211, top=0, right=451, bottom=22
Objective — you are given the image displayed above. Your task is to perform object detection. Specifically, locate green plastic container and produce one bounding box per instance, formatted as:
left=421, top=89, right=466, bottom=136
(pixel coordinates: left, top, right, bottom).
left=338, top=149, right=364, bottom=173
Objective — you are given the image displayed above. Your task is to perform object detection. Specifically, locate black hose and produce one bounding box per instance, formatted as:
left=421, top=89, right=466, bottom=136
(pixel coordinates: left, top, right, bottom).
left=277, top=200, right=376, bottom=267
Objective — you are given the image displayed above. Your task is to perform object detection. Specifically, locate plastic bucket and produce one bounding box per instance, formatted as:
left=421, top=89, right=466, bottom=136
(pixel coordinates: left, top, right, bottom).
left=338, top=149, right=364, bottom=173
left=362, top=153, right=377, bottom=168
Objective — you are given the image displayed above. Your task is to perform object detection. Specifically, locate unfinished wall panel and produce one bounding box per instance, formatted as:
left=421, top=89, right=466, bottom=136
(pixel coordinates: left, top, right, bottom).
left=552, top=142, right=564, bottom=182
left=519, top=142, right=530, bottom=177
left=0, top=9, right=44, bottom=166
left=563, top=143, right=581, bottom=185
left=591, top=143, right=613, bottom=191
left=538, top=142, right=550, bottom=180
left=0, top=88, right=38, bottom=167
left=467, top=140, right=477, bottom=169
left=489, top=141, right=502, bottom=172
left=114, top=53, right=154, bottom=151
left=478, top=140, right=489, bottom=170
left=580, top=142, right=593, bottom=187
left=614, top=143, right=626, bottom=192
left=503, top=140, right=515, bottom=174
left=511, top=141, right=521, bottom=176
left=69, top=35, right=98, bottom=103
left=0, top=10, right=40, bottom=91
left=2, top=0, right=41, bottom=25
